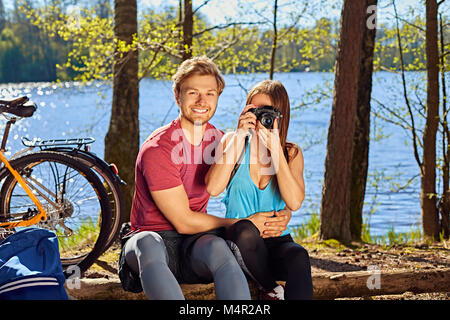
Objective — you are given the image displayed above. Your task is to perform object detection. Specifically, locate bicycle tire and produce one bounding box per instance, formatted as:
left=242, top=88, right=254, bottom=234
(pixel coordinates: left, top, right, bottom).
left=0, top=151, right=112, bottom=274
left=43, top=147, right=124, bottom=251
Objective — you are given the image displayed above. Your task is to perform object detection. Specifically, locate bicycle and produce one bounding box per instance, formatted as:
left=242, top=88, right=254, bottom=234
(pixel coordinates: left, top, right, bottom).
left=0, top=96, right=112, bottom=274
left=21, top=136, right=125, bottom=253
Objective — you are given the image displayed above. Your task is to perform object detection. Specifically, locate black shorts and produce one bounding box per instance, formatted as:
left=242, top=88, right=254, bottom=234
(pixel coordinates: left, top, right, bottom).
left=118, top=227, right=225, bottom=292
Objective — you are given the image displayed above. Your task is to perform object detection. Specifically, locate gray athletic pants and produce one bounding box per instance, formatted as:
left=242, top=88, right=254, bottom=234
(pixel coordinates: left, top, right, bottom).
left=123, top=230, right=251, bottom=300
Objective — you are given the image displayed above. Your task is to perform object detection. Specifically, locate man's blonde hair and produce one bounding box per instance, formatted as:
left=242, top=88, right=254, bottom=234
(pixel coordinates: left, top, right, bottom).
left=172, top=56, right=225, bottom=95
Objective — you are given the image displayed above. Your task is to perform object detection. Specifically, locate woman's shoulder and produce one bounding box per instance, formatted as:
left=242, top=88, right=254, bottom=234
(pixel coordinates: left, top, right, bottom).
left=286, top=141, right=302, bottom=153
left=286, top=141, right=303, bottom=161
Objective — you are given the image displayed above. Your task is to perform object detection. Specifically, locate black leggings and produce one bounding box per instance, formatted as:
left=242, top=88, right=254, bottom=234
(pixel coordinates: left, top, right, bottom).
left=225, top=219, right=313, bottom=300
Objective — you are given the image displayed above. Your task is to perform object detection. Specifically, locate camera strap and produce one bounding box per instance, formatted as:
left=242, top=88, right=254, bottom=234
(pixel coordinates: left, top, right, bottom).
left=226, top=134, right=250, bottom=189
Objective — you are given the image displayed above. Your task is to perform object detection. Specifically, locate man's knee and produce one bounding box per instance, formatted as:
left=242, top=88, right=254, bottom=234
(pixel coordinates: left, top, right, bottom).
left=193, top=235, right=238, bottom=267
left=132, top=231, right=168, bottom=265
left=134, top=231, right=164, bottom=249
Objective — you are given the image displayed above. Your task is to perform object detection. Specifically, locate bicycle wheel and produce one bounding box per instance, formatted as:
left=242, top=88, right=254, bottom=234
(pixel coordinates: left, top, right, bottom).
left=44, top=148, right=124, bottom=252
left=66, top=152, right=123, bottom=251
left=0, top=151, right=112, bottom=274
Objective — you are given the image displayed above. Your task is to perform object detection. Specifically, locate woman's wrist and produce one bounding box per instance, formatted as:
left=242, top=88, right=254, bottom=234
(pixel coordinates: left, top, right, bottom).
left=271, top=144, right=285, bottom=171
left=235, top=128, right=251, bottom=141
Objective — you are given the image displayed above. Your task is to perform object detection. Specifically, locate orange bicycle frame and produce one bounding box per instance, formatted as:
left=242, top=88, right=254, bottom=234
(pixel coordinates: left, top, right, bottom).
left=0, top=150, right=47, bottom=228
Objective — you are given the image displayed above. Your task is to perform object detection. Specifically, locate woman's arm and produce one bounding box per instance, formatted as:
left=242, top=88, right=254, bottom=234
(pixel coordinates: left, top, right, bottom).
left=275, top=144, right=305, bottom=211
left=205, top=132, right=246, bottom=196
left=205, top=106, right=257, bottom=196
left=257, top=120, right=305, bottom=211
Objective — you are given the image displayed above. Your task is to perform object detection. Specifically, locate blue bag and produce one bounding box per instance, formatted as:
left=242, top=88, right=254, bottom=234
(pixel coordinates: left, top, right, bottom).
left=0, top=228, right=68, bottom=300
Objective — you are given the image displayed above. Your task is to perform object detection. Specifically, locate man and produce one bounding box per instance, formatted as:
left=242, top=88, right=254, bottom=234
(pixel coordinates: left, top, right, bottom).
left=119, top=56, right=288, bottom=300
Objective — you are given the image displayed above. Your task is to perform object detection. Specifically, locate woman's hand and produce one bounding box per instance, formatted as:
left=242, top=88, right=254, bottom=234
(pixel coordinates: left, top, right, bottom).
left=256, top=118, right=282, bottom=154
left=236, top=105, right=257, bottom=137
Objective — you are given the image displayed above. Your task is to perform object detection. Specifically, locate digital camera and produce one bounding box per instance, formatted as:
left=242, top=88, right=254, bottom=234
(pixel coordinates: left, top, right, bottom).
left=247, top=106, right=282, bottom=129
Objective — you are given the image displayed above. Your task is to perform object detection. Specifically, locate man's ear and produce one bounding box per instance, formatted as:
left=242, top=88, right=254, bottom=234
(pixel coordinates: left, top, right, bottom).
left=174, top=89, right=181, bottom=106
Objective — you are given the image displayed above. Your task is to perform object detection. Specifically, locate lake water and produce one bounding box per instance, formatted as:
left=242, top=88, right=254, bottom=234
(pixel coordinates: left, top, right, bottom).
left=0, top=72, right=434, bottom=236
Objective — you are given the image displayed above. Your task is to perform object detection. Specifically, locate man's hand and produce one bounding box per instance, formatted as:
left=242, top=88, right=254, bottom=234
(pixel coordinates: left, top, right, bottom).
left=246, top=212, right=268, bottom=235
left=261, top=208, right=292, bottom=238
left=247, top=211, right=288, bottom=237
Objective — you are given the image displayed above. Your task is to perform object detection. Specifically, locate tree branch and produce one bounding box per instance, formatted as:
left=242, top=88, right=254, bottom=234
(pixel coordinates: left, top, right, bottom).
left=138, top=48, right=163, bottom=81
left=278, top=3, right=308, bottom=40
left=441, top=51, right=450, bottom=59
left=391, top=174, right=420, bottom=192
left=393, top=14, right=425, bottom=33
left=209, top=37, right=240, bottom=60
left=372, top=97, right=414, bottom=131
left=393, top=0, right=423, bottom=171
left=192, top=21, right=265, bottom=38
left=192, top=0, right=212, bottom=16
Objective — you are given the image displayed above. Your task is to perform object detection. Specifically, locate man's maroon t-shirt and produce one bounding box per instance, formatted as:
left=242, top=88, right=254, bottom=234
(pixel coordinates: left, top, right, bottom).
left=130, top=118, right=224, bottom=232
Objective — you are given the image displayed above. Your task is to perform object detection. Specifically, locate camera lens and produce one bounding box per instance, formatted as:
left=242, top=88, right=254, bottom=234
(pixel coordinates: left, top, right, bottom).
left=260, top=114, right=273, bottom=129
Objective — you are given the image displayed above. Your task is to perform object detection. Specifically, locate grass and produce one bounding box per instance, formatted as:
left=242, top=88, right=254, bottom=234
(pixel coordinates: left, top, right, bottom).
left=290, top=212, right=321, bottom=240
left=365, top=225, right=423, bottom=246
left=56, top=217, right=101, bottom=257
left=290, top=213, right=425, bottom=246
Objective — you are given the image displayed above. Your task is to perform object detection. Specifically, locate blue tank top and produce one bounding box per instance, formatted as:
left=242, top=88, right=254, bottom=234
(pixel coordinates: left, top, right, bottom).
left=222, top=140, right=289, bottom=236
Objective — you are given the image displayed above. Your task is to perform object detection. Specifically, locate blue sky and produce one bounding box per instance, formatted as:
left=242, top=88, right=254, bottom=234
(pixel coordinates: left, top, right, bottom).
left=143, top=0, right=447, bottom=32
left=2, top=0, right=443, bottom=28
left=138, top=0, right=428, bottom=25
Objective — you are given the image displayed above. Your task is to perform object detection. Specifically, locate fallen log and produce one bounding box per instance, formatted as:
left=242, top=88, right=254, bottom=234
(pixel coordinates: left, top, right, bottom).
left=65, top=268, right=450, bottom=300
left=313, top=268, right=450, bottom=299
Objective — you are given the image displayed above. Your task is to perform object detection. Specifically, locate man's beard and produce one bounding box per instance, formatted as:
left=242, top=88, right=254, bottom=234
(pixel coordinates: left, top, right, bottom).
left=182, top=105, right=215, bottom=125
left=185, top=116, right=209, bottom=125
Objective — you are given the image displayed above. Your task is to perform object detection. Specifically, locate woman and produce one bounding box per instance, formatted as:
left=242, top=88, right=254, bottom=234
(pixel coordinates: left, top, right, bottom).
left=205, top=80, right=313, bottom=300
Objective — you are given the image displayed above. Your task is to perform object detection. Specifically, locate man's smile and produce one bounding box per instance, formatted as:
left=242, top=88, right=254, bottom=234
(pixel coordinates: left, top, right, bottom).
left=191, top=107, right=209, bottom=114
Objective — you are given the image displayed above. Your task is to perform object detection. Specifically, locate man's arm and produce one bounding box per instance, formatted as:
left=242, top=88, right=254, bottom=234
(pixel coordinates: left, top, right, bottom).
left=151, top=184, right=274, bottom=235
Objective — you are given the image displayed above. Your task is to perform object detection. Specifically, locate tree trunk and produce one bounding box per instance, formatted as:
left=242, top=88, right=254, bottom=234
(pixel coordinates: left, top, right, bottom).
left=0, top=0, right=6, bottom=34
left=349, top=0, right=378, bottom=240
left=312, top=268, right=450, bottom=300
left=269, top=0, right=278, bottom=80
left=182, top=0, right=193, bottom=61
left=422, top=0, right=440, bottom=240
left=438, top=14, right=449, bottom=239
left=319, top=0, right=368, bottom=242
left=104, top=0, right=139, bottom=222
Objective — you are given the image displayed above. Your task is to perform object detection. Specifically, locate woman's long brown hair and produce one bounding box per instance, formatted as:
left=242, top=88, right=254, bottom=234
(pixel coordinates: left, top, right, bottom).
left=245, top=80, right=298, bottom=163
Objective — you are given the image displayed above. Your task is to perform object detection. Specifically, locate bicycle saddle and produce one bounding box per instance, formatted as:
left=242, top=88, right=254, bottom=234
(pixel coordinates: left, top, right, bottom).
left=0, top=96, right=37, bottom=118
